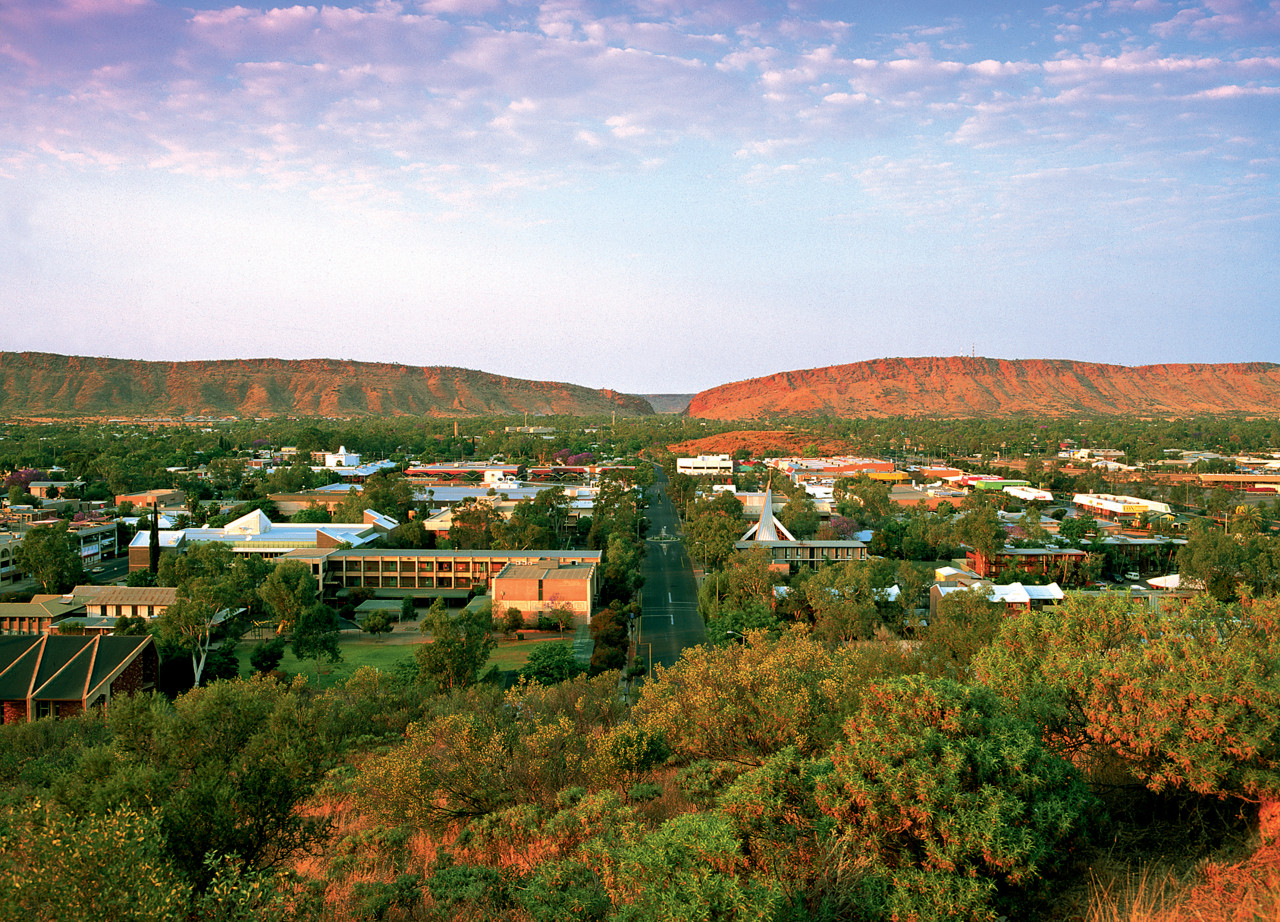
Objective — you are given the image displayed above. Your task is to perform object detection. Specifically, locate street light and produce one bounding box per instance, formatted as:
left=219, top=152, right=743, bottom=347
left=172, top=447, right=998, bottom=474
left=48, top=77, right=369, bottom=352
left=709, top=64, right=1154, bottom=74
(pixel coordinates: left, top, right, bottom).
left=726, top=630, right=746, bottom=645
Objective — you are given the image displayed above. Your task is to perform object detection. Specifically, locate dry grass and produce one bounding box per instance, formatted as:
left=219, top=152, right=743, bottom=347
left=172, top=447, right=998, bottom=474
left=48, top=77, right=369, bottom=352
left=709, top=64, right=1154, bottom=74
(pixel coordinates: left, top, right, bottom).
left=1084, top=842, right=1280, bottom=922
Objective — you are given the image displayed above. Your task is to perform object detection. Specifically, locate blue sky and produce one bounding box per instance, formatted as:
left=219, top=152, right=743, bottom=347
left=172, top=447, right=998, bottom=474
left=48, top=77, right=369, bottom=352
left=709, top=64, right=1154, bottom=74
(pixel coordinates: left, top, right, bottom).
left=2, top=0, right=1278, bottom=392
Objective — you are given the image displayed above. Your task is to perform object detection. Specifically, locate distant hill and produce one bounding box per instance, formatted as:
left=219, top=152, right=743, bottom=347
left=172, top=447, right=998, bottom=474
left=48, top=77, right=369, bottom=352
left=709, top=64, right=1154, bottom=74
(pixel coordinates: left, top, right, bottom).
left=687, top=357, right=1280, bottom=419
left=0, top=353, right=654, bottom=419
left=641, top=394, right=694, bottom=414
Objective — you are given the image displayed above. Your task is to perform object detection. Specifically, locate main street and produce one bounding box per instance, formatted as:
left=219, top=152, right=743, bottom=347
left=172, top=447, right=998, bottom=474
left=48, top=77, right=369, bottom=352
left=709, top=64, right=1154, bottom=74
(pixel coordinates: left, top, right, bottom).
left=636, top=467, right=704, bottom=669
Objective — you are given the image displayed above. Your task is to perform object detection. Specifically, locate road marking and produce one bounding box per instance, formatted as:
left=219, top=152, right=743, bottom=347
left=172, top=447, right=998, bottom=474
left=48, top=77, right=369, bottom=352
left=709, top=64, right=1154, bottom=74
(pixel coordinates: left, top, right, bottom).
left=668, top=592, right=672, bottom=603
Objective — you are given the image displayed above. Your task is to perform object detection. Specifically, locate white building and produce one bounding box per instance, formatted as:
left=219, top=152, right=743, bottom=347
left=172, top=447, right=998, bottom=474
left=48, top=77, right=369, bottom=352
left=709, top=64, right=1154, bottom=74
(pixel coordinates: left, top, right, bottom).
left=1073, top=494, right=1172, bottom=521
left=128, top=507, right=396, bottom=571
left=1005, top=485, right=1054, bottom=503
left=324, top=445, right=361, bottom=468
left=676, top=454, right=734, bottom=477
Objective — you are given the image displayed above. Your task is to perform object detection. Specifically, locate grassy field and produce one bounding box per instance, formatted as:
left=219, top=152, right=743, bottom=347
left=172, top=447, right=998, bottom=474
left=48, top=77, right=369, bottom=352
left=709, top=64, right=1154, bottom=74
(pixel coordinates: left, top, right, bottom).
left=234, top=627, right=579, bottom=689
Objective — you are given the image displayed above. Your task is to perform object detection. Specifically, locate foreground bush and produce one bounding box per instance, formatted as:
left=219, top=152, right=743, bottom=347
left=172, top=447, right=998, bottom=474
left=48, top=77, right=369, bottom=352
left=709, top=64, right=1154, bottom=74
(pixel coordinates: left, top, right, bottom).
left=815, top=676, right=1098, bottom=921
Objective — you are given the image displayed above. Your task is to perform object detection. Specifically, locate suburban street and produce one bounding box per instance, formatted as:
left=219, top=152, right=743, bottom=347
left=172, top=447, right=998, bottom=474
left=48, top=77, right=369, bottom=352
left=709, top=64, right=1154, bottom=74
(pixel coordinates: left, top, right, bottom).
left=636, top=468, right=704, bottom=669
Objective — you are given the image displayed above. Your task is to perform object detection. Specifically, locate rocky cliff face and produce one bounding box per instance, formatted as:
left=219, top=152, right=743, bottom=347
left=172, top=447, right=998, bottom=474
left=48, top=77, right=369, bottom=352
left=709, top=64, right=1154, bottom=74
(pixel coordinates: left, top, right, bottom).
left=686, top=357, right=1280, bottom=419
left=0, top=353, right=654, bottom=418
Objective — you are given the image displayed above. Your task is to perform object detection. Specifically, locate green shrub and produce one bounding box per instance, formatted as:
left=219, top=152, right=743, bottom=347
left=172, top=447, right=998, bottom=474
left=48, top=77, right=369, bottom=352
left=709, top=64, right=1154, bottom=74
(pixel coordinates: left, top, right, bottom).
left=426, top=863, right=512, bottom=914
left=518, top=859, right=611, bottom=922
left=626, top=782, right=662, bottom=803
left=814, top=676, right=1098, bottom=920
left=352, top=873, right=422, bottom=921
left=675, top=759, right=744, bottom=809
left=248, top=637, right=287, bottom=674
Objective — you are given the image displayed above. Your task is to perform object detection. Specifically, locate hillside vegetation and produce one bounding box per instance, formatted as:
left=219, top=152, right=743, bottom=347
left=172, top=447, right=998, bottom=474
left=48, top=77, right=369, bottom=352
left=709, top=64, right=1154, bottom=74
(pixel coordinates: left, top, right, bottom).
left=0, top=352, right=653, bottom=419
left=687, top=357, right=1280, bottom=419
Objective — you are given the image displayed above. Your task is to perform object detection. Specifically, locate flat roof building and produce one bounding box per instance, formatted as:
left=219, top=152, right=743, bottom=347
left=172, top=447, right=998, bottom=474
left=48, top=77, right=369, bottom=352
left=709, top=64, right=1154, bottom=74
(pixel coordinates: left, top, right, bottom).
left=491, top=559, right=598, bottom=625
left=128, top=507, right=396, bottom=571
left=676, top=455, right=734, bottom=477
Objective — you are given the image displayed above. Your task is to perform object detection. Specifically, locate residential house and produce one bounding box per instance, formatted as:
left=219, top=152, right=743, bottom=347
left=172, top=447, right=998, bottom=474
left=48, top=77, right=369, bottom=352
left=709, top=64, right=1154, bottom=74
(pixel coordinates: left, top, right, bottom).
left=0, top=634, right=158, bottom=723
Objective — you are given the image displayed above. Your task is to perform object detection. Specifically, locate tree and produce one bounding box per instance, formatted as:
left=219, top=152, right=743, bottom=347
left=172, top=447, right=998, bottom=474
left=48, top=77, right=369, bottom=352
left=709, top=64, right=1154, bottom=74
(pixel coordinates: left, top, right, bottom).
left=917, top=583, right=1005, bottom=680
left=249, top=637, right=287, bottom=674
left=953, top=504, right=1005, bottom=560
left=498, top=487, right=570, bottom=550
left=149, top=511, right=160, bottom=575
left=801, top=558, right=897, bottom=643
left=290, top=503, right=332, bottom=524
left=833, top=475, right=893, bottom=525
left=415, top=600, right=495, bottom=691
left=293, top=603, right=342, bottom=677
left=976, top=594, right=1280, bottom=807
left=601, top=531, right=645, bottom=605
left=102, top=678, right=333, bottom=889
left=635, top=627, right=906, bottom=765
left=815, top=676, right=1096, bottom=921
left=779, top=492, right=820, bottom=539
left=1232, top=503, right=1262, bottom=536
left=589, top=603, right=629, bottom=673
left=14, top=523, right=84, bottom=593
left=519, top=641, right=588, bottom=685
left=159, top=589, right=233, bottom=689
left=1057, top=513, right=1098, bottom=544
left=502, top=606, right=525, bottom=636
left=332, top=487, right=368, bottom=524
left=685, top=490, right=745, bottom=572
left=258, top=560, right=319, bottom=631
left=362, top=471, right=416, bottom=519
left=449, top=498, right=503, bottom=550
left=1178, top=521, right=1244, bottom=600
left=363, top=611, right=394, bottom=635
left=157, top=543, right=265, bottom=688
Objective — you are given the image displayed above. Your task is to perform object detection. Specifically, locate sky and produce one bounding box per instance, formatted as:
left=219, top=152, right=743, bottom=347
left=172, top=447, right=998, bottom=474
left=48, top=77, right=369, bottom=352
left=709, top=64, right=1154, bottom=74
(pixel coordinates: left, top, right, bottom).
left=2, top=0, right=1278, bottom=393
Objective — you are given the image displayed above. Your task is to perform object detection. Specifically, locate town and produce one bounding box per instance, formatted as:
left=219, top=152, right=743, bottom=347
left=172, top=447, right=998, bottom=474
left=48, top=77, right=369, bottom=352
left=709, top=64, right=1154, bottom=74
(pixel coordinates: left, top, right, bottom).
left=4, top=412, right=1280, bottom=920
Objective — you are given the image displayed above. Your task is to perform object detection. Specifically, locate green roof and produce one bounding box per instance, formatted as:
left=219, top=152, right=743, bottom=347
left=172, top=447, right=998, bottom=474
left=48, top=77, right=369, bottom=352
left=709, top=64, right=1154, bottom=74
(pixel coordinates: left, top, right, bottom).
left=0, top=635, right=155, bottom=703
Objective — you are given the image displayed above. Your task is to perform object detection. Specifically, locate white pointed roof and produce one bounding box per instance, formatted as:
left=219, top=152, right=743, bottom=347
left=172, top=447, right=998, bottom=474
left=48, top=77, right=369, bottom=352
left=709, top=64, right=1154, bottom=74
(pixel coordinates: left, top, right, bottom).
left=741, top=484, right=796, bottom=542
left=223, top=508, right=273, bottom=535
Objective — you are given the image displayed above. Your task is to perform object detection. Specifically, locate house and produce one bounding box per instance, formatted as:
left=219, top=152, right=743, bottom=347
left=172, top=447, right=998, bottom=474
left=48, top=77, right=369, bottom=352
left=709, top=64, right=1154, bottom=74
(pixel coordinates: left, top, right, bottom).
left=966, top=546, right=1087, bottom=580
left=115, top=489, right=186, bottom=510
left=491, top=559, right=598, bottom=625
left=0, top=588, right=104, bottom=635
left=930, top=581, right=1065, bottom=619
left=81, top=586, right=177, bottom=621
left=0, top=533, right=22, bottom=588
left=0, top=634, right=158, bottom=723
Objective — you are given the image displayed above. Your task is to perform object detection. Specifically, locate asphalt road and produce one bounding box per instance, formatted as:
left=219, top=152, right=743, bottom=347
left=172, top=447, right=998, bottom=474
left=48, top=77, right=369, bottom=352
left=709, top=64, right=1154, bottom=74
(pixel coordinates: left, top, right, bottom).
left=636, top=469, right=704, bottom=669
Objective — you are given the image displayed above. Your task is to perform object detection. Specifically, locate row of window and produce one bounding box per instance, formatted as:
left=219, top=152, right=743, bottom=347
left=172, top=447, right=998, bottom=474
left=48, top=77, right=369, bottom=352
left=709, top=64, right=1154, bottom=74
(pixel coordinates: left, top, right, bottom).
left=339, top=575, right=474, bottom=589
left=773, top=548, right=863, bottom=560
left=338, top=559, right=504, bottom=574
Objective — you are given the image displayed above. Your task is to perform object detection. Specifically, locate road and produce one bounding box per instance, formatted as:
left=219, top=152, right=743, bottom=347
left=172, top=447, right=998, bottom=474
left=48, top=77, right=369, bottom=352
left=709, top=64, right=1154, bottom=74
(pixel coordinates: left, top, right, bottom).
left=636, top=468, right=704, bottom=669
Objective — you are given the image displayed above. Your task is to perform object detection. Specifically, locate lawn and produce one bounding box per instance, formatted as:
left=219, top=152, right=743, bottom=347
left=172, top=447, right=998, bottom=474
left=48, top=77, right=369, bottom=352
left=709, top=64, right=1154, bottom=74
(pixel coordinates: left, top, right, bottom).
left=233, top=628, right=579, bottom=689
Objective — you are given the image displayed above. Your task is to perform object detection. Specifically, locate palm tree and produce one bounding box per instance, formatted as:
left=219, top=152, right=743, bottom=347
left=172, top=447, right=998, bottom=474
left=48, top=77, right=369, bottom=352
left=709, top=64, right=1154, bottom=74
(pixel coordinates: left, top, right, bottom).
left=1231, top=504, right=1261, bottom=535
